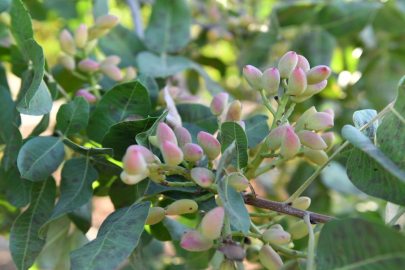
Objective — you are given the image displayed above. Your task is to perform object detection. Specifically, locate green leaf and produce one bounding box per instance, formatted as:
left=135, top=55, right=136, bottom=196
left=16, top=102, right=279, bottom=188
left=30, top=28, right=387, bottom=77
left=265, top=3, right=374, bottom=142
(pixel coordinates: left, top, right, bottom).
left=343, top=125, right=405, bottom=182
left=218, top=175, right=250, bottom=236
left=39, top=157, right=98, bottom=237
left=317, top=2, right=380, bottom=37
left=92, top=0, right=108, bottom=19
left=320, top=161, right=361, bottom=195
left=177, top=103, right=218, bottom=138
left=86, top=80, right=151, bottom=143
left=189, top=61, right=227, bottom=97
left=29, top=113, right=50, bottom=137
left=136, top=110, right=169, bottom=147
left=244, top=114, right=269, bottom=148
left=37, top=215, right=71, bottom=269
left=353, top=109, right=379, bottom=139
left=221, top=122, right=248, bottom=170
left=145, top=176, right=202, bottom=196
left=99, top=25, right=145, bottom=67
left=10, top=177, right=56, bottom=270
left=373, top=3, right=405, bottom=35
left=63, top=138, right=113, bottom=157
left=10, top=0, right=33, bottom=56
left=144, top=0, right=191, bottom=54
left=102, top=116, right=158, bottom=160
left=56, top=96, right=89, bottom=135
left=70, top=201, right=151, bottom=270
left=16, top=39, right=53, bottom=116
left=2, top=124, right=22, bottom=170
left=130, top=233, right=164, bottom=270
left=275, top=2, right=319, bottom=27
left=17, top=136, right=65, bottom=181
left=185, top=249, right=216, bottom=269
left=293, top=30, right=337, bottom=66
left=215, top=142, right=236, bottom=184
left=150, top=217, right=188, bottom=241
left=136, top=51, right=191, bottom=78
left=317, top=218, right=405, bottom=269
left=0, top=82, right=15, bottom=144
left=55, top=229, right=88, bottom=270
left=3, top=166, right=33, bottom=207
left=109, top=179, right=138, bottom=209
left=67, top=201, right=92, bottom=234
left=138, top=74, right=159, bottom=110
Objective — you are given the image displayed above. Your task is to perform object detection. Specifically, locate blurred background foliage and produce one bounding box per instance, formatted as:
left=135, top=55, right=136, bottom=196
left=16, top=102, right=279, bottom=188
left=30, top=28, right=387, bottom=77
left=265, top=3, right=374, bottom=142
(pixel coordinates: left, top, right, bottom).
left=1, top=0, right=405, bottom=269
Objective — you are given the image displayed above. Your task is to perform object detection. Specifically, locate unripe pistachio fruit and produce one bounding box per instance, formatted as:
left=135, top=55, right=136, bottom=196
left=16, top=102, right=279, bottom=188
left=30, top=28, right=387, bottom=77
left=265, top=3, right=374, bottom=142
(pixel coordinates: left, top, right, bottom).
left=297, top=130, right=327, bottom=150
left=120, top=170, right=149, bottom=185
left=296, top=55, right=310, bottom=73
left=122, top=150, right=147, bottom=175
left=174, top=126, right=192, bottom=148
left=74, top=23, right=88, bottom=48
left=88, top=27, right=109, bottom=40
left=183, top=143, right=203, bottom=162
left=306, top=65, right=331, bottom=85
left=262, top=68, right=280, bottom=94
left=78, top=59, right=99, bottom=73
left=278, top=51, right=298, bottom=78
left=321, top=132, right=335, bottom=151
left=166, top=199, right=198, bottom=215
left=210, top=93, right=229, bottom=116
left=225, top=100, right=243, bottom=121
left=219, top=259, right=236, bottom=270
left=100, top=56, right=121, bottom=67
left=180, top=229, right=213, bottom=252
left=262, top=229, right=291, bottom=245
left=161, top=141, right=183, bottom=166
left=266, top=125, right=294, bottom=151
left=290, top=95, right=311, bottom=104
left=156, top=122, right=177, bottom=146
left=122, top=67, right=137, bottom=82
left=59, top=29, right=76, bottom=55
left=145, top=207, right=165, bottom=225
left=322, top=108, right=335, bottom=118
left=76, top=89, right=97, bottom=103
left=280, top=129, right=300, bottom=158
left=304, top=149, right=328, bottom=166
left=304, top=112, right=334, bottom=131
left=100, top=65, right=123, bottom=81
left=190, top=167, right=215, bottom=188
left=246, top=245, right=261, bottom=262
left=289, top=220, right=313, bottom=240
left=295, top=106, right=317, bottom=132
left=243, top=65, right=263, bottom=90
left=148, top=136, right=159, bottom=148
left=292, top=196, right=311, bottom=210
left=259, top=245, right=284, bottom=270
left=215, top=196, right=223, bottom=206
left=301, top=80, right=327, bottom=97
left=228, top=172, right=249, bottom=191
left=59, top=55, right=75, bottom=71
left=201, top=207, right=224, bottom=239
left=197, top=131, right=221, bottom=159
left=148, top=172, right=166, bottom=183
left=95, top=14, right=119, bottom=29
left=125, top=145, right=155, bottom=163
left=288, top=67, right=307, bottom=95
left=217, top=245, right=245, bottom=261
left=269, top=224, right=284, bottom=231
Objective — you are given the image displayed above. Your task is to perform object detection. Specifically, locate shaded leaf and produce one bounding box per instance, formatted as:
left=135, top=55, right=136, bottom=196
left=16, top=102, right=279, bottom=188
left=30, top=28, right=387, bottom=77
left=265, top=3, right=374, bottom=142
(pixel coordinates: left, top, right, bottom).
left=144, top=0, right=191, bottom=54
left=109, top=179, right=138, bottom=209
left=136, top=110, right=169, bottom=147
left=129, top=233, right=164, bottom=270
left=63, top=138, right=113, bottom=157
left=150, top=217, right=188, bottom=242
left=40, top=157, right=98, bottom=237
left=55, top=229, right=89, bottom=270
left=17, top=136, right=65, bottom=181
left=70, top=201, right=151, bottom=270
left=136, top=51, right=191, bottom=78
left=3, top=166, right=33, bottom=207
left=317, top=218, right=405, bottom=269
left=0, top=81, right=15, bottom=144
left=353, top=109, right=379, bottom=139
left=2, top=124, right=22, bottom=170
left=102, top=116, right=158, bottom=160
left=10, top=177, right=56, bottom=270
left=138, top=74, right=159, bottom=110
left=16, top=39, right=52, bottom=116
left=221, top=122, right=248, bottom=170
left=215, top=142, right=236, bottom=183
left=189, top=61, right=227, bottom=97
left=244, top=114, right=269, bottom=148
left=28, top=113, right=49, bottom=137
left=56, top=96, right=89, bottom=135
left=10, top=0, right=33, bottom=57
left=68, top=201, right=92, bottom=234
left=320, top=161, right=361, bottom=195
left=86, top=80, right=151, bottom=143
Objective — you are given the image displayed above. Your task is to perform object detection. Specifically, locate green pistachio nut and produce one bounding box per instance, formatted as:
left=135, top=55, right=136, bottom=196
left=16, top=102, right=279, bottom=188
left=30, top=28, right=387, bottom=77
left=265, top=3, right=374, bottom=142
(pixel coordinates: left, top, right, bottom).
left=197, top=131, right=221, bottom=159
left=201, top=207, right=225, bottom=240
left=266, top=125, right=294, bottom=151
left=161, top=141, right=183, bottom=166
left=259, top=245, right=284, bottom=270
left=321, top=132, right=335, bottom=151
left=166, top=199, right=198, bottom=215
left=289, top=220, right=313, bottom=240
left=243, top=65, right=263, bottom=90
left=246, top=245, right=261, bottom=262
left=210, top=92, right=229, bottom=116
left=306, top=65, right=331, bottom=85
left=262, top=68, right=280, bottom=94
left=295, top=106, right=317, bottom=132
left=304, top=112, right=334, bottom=131
left=262, top=229, right=291, bottom=245
left=225, top=100, right=243, bottom=122
left=74, top=23, right=88, bottom=48
left=219, top=259, right=237, bottom=270
left=157, top=122, right=177, bottom=146
left=288, top=67, right=307, bottom=96
left=95, top=14, right=119, bottom=29
left=301, top=80, right=327, bottom=96
left=122, top=150, right=147, bottom=175
left=297, top=130, right=327, bottom=150
left=59, top=55, right=75, bottom=71
left=292, top=196, right=311, bottom=210
left=228, top=172, right=249, bottom=191
left=59, top=29, right=76, bottom=55
left=183, top=143, right=203, bottom=162
left=190, top=167, right=215, bottom=188
left=78, top=59, right=99, bottom=73
left=280, top=129, right=300, bottom=158
left=174, top=126, right=192, bottom=148
left=278, top=51, right=298, bottom=79
left=180, top=229, right=213, bottom=252
left=120, top=170, right=149, bottom=185
left=296, top=55, right=310, bottom=73
left=304, top=148, right=328, bottom=166
left=145, top=207, right=165, bottom=225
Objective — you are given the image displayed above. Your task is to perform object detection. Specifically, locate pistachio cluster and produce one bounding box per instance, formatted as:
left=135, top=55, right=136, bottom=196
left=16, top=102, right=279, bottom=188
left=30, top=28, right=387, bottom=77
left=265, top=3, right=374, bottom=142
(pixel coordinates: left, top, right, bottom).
left=58, top=14, right=136, bottom=102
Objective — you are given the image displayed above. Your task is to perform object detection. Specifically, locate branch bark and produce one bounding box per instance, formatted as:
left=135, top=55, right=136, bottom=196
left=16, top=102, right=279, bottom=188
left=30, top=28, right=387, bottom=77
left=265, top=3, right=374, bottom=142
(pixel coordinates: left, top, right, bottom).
left=243, top=194, right=335, bottom=223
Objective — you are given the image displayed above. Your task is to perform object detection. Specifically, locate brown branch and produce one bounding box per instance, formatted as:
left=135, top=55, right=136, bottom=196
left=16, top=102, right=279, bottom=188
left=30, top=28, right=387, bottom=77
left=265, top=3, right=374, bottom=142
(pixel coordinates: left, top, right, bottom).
left=243, top=194, right=335, bottom=224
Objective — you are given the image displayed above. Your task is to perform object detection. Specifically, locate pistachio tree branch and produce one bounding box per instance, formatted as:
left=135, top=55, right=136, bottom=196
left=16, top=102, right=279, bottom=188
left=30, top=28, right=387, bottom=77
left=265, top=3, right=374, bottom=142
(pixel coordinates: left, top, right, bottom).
left=243, top=194, right=335, bottom=223
left=260, top=90, right=276, bottom=115
left=304, top=214, right=315, bottom=270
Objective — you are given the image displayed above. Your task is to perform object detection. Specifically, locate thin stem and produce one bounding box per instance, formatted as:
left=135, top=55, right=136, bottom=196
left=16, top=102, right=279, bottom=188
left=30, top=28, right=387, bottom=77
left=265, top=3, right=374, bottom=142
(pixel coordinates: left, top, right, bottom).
left=71, top=71, right=88, bottom=81
left=181, top=160, right=189, bottom=167
left=250, top=220, right=261, bottom=234
left=285, top=103, right=393, bottom=204
left=260, top=90, right=276, bottom=115
left=387, top=207, right=405, bottom=226
left=254, top=157, right=288, bottom=178
left=304, top=214, right=315, bottom=270
left=217, top=116, right=222, bottom=132
left=281, top=102, right=296, bottom=125
left=390, top=106, right=405, bottom=125
left=44, top=71, right=71, bottom=101
left=208, top=160, right=214, bottom=170
left=193, top=193, right=214, bottom=203
left=89, top=74, right=101, bottom=99
left=162, top=181, right=196, bottom=187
